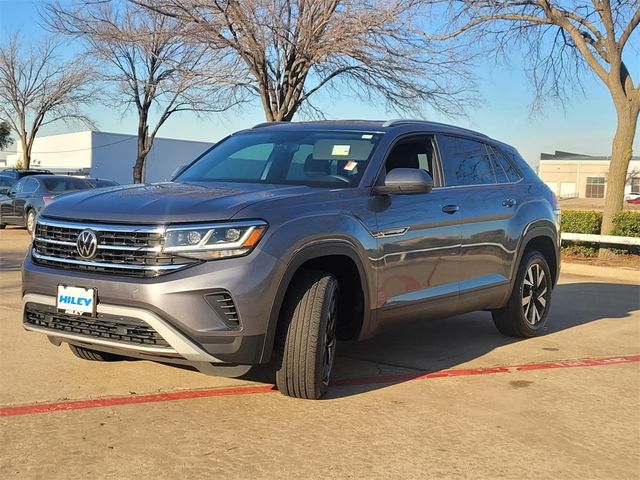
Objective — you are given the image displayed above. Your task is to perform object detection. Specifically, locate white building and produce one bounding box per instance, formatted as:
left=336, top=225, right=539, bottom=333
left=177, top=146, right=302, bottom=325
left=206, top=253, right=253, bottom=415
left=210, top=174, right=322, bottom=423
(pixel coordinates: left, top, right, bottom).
left=6, top=131, right=215, bottom=184
left=538, top=151, right=640, bottom=199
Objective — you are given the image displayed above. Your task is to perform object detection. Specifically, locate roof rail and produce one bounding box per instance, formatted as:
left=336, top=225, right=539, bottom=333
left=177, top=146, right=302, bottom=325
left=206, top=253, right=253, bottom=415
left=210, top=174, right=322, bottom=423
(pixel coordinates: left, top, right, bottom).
left=382, top=118, right=427, bottom=127
left=382, top=118, right=489, bottom=138
left=251, top=121, right=289, bottom=129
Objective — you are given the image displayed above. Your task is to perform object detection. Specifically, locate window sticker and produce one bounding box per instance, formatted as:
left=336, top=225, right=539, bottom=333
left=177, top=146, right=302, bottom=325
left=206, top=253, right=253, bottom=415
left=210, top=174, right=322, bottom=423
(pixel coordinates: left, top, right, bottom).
left=332, top=145, right=351, bottom=156
left=344, top=161, right=358, bottom=171
left=361, top=134, right=373, bottom=139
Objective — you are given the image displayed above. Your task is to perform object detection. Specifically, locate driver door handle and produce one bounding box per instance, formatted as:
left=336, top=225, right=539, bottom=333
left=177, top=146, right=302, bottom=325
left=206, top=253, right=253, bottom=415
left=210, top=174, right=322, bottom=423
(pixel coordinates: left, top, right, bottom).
left=442, top=204, right=460, bottom=214
left=502, top=198, right=517, bottom=208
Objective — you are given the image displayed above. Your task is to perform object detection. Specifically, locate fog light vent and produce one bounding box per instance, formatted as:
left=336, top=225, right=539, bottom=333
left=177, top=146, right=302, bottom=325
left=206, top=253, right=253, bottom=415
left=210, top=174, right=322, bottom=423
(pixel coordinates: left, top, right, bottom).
left=205, top=291, right=240, bottom=328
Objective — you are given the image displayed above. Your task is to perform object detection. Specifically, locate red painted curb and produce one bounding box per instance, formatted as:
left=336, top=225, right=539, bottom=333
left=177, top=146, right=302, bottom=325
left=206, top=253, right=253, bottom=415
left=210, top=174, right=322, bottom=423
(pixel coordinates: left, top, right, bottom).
left=1, top=354, right=638, bottom=417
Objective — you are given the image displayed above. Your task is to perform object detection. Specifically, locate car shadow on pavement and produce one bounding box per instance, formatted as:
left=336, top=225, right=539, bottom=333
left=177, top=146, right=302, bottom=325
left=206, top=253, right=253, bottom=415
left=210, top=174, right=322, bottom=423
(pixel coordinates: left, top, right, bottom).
left=243, top=281, right=640, bottom=399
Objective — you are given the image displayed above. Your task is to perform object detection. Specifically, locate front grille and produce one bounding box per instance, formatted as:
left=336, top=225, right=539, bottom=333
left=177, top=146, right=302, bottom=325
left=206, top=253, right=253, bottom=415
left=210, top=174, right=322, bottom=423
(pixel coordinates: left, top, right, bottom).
left=32, top=218, right=198, bottom=277
left=24, top=303, right=170, bottom=348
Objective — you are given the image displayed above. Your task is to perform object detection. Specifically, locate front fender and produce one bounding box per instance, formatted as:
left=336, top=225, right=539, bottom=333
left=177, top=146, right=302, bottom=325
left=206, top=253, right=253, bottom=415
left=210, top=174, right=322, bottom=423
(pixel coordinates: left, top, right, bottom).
left=257, top=215, right=377, bottom=363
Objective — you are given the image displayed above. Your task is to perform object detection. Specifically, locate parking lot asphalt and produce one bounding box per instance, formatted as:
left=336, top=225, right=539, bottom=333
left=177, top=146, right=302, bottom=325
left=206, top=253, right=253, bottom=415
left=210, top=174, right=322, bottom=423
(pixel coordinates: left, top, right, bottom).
left=1, top=226, right=639, bottom=479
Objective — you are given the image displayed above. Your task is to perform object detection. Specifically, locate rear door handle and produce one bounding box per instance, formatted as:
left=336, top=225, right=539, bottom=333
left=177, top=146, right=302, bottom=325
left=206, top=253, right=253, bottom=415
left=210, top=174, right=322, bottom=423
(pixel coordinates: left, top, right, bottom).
left=502, top=198, right=517, bottom=207
left=442, top=204, right=460, bottom=214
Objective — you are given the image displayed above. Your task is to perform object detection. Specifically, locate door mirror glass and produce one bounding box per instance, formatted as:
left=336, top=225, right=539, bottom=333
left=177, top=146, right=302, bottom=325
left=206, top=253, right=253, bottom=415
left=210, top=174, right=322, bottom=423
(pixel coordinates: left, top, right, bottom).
left=374, top=168, right=434, bottom=195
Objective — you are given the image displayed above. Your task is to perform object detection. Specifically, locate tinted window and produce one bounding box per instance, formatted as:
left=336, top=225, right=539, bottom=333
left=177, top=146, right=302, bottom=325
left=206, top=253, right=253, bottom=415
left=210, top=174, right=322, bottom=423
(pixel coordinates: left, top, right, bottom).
left=22, top=178, right=39, bottom=193
left=385, top=137, right=434, bottom=175
left=438, top=136, right=496, bottom=186
left=10, top=178, right=25, bottom=194
left=490, top=146, right=522, bottom=183
left=0, top=175, right=13, bottom=187
left=42, top=177, right=91, bottom=192
left=179, top=131, right=381, bottom=188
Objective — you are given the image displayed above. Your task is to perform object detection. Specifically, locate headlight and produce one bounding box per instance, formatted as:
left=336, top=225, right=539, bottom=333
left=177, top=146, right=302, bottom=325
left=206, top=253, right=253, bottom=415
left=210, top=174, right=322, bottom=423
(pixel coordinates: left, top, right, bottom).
left=162, top=221, right=267, bottom=260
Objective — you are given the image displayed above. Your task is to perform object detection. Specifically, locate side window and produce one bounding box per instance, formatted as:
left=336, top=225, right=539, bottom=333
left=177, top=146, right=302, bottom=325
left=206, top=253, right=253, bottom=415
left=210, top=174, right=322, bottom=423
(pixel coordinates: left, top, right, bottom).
left=22, top=178, right=38, bottom=194
left=10, top=179, right=24, bottom=195
left=490, top=146, right=522, bottom=183
left=437, top=136, right=496, bottom=186
left=385, top=137, right=434, bottom=175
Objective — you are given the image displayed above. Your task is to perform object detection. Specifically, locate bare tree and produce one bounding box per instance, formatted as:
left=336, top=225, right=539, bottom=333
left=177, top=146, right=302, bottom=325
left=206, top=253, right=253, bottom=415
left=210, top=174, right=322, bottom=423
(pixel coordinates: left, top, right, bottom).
left=133, top=0, right=475, bottom=122
left=0, top=120, right=12, bottom=150
left=427, top=0, right=639, bottom=256
left=45, top=0, right=244, bottom=183
left=0, top=33, right=95, bottom=169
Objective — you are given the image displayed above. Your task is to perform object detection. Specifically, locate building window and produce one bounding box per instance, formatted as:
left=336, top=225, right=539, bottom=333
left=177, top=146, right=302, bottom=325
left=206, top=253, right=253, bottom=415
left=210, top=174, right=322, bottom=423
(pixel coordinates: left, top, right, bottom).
left=586, top=176, right=605, bottom=198
left=631, top=177, right=640, bottom=194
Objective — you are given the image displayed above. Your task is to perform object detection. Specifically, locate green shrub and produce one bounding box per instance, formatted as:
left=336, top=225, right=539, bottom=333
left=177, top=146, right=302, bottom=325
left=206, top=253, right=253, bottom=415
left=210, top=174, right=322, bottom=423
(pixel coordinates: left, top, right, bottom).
left=560, top=210, right=602, bottom=234
left=560, top=209, right=639, bottom=256
left=611, top=211, right=640, bottom=238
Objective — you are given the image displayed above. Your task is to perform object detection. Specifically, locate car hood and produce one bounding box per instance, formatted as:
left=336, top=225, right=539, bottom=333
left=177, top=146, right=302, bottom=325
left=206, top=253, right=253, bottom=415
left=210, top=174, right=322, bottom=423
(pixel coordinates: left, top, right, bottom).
left=41, top=181, right=318, bottom=224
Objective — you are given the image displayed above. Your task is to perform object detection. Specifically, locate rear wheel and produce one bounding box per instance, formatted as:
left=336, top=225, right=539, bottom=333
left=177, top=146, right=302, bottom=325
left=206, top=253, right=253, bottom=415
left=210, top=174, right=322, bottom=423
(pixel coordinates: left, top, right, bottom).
left=69, top=344, right=122, bottom=362
left=275, top=270, right=339, bottom=399
left=492, top=250, right=552, bottom=337
left=25, top=209, right=36, bottom=235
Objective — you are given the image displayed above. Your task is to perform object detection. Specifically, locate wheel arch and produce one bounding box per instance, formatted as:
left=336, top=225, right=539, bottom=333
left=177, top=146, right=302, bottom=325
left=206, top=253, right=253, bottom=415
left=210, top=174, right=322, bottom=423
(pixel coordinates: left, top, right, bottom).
left=510, top=222, right=560, bottom=295
left=259, top=240, right=372, bottom=363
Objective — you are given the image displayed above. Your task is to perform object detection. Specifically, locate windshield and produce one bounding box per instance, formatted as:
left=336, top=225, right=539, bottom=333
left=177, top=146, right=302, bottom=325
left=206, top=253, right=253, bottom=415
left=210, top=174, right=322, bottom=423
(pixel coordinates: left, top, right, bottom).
left=177, top=130, right=382, bottom=188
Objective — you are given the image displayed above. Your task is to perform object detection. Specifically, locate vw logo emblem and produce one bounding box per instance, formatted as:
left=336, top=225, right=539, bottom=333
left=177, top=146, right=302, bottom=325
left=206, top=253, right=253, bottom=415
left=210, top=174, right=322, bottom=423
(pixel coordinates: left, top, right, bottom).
left=76, top=229, right=98, bottom=259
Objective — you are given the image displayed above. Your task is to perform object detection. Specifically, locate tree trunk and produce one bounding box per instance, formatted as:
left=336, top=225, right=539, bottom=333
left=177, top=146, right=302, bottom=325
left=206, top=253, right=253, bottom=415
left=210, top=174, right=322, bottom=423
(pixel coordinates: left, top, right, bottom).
left=132, top=152, right=147, bottom=184
left=20, top=137, right=31, bottom=169
left=599, top=100, right=639, bottom=258
left=133, top=117, right=149, bottom=183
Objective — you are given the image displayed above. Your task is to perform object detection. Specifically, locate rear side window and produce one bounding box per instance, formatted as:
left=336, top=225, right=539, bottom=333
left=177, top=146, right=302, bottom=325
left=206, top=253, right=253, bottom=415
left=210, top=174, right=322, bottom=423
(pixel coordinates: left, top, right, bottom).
left=437, top=136, right=496, bottom=186
left=489, top=146, right=522, bottom=183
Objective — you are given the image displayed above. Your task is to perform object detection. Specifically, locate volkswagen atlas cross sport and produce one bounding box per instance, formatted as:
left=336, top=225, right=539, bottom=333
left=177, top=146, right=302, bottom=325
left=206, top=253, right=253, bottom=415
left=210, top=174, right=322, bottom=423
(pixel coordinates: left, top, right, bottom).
left=22, top=120, right=560, bottom=399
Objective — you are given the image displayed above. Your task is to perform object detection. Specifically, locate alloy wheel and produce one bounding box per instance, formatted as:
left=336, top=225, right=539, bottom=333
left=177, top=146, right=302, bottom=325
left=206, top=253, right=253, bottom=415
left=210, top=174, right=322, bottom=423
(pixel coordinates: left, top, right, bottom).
left=522, top=263, right=548, bottom=325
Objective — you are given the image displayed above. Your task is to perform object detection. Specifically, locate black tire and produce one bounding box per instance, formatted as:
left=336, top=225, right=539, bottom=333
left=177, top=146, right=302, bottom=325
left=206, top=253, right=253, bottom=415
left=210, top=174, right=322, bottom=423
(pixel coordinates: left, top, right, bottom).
left=0, top=223, right=5, bottom=229
left=69, top=344, right=122, bottom=361
left=25, top=209, right=36, bottom=235
left=492, top=250, right=553, bottom=338
left=275, top=270, right=339, bottom=400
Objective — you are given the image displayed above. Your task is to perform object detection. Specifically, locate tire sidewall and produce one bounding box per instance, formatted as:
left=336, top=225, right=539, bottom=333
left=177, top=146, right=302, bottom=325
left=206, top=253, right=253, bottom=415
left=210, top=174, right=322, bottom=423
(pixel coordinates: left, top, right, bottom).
left=316, top=278, right=339, bottom=394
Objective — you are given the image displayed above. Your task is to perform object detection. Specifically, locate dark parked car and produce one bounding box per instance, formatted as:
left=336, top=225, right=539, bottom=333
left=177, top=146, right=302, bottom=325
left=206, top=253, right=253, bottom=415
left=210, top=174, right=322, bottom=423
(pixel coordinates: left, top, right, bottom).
left=0, top=168, right=53, bottom=184
left=0, top=175, right=93, bottom=233
left=84, top=178, right=119, bottom=188
left=22, top=120, right=560, bottom=399
left=0, top=175, right=13, bottom=195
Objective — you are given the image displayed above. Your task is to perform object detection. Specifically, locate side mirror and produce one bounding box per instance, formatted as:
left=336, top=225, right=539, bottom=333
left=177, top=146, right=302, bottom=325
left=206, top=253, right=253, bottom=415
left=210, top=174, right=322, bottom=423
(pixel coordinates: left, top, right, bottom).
left=0, top=186, right=9, bottom=195
left=171, top=164, right=188, bottom=181
left=374, top=168, right=434, bottom=195
left=7, top=190, right=15, bottom=198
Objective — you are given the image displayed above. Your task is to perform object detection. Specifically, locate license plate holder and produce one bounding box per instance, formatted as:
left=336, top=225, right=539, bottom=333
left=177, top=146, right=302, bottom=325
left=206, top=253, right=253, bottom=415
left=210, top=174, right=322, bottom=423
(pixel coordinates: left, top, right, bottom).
left=56, top=285, right=97, bottom=317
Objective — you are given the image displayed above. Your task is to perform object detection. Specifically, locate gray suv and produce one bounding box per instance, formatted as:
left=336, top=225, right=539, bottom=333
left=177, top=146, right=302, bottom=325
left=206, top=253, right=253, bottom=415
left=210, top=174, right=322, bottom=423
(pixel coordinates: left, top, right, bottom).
left=22, top=120, right=560, bottom=399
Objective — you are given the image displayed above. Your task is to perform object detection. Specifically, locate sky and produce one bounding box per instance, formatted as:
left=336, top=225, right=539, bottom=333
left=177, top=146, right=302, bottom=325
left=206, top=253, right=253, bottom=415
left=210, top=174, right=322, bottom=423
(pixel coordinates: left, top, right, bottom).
left=1, top=0, right=638, bottom=168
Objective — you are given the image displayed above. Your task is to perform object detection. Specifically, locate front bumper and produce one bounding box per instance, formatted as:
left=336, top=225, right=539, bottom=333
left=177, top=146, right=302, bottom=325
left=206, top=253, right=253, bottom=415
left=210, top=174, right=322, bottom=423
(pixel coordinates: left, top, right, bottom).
left=22, top=247, right=284, bottom=368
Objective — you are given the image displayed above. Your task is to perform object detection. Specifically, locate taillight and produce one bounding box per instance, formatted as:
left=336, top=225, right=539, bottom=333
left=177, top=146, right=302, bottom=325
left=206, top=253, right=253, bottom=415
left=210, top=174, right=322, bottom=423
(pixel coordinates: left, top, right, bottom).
left=43, top=195, right=56, bottom=205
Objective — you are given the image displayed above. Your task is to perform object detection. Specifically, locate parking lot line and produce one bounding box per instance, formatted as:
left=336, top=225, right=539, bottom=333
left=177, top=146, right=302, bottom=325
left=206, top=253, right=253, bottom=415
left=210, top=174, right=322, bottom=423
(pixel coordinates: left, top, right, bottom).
left=1, top=354, right=638, bottom=417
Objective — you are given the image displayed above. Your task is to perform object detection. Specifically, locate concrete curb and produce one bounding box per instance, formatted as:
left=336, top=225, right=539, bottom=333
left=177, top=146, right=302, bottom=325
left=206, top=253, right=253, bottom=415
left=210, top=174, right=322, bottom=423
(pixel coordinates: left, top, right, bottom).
left=561, top=261, right=640, bottom=282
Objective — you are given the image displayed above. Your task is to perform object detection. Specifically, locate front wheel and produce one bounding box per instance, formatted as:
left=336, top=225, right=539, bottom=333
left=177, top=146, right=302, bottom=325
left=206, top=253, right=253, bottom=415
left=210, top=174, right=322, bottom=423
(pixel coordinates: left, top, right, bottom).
left=275, top=270, right=339, bottom=399
left=492, top=250, right=552, bottom=338
left=26, top=209, right=36, bottom=235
